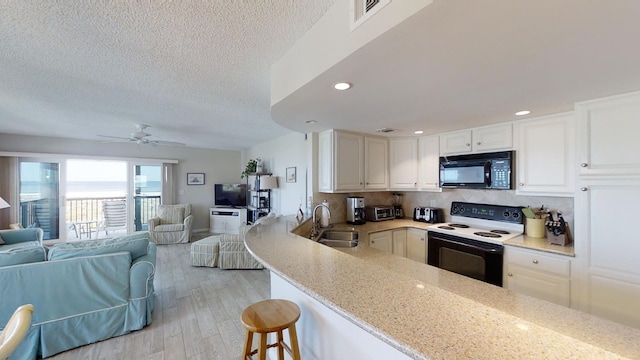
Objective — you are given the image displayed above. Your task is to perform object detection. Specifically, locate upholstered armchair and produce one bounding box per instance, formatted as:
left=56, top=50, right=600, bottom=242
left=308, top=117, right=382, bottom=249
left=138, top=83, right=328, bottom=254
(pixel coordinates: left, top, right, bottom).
left=148, top=204, right=193, bottom=244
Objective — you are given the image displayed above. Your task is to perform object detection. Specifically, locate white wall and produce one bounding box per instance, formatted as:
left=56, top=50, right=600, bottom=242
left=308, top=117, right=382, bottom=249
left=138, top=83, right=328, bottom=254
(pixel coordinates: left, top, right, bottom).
left=271, top=0, right=433, bottom=105
left=244, top=131, right=309, bottom=215
left=0, top=133, right=241, bottom=231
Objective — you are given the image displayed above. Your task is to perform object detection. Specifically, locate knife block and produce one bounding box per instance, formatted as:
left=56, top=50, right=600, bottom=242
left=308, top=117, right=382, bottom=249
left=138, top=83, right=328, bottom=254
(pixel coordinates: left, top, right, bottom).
left=547, top=225, right=571, bottom=246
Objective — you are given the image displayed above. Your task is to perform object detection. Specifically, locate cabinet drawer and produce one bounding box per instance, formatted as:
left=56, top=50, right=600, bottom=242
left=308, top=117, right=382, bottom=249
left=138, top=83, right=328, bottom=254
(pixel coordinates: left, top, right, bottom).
left=508, top=248, right=570, bottom=277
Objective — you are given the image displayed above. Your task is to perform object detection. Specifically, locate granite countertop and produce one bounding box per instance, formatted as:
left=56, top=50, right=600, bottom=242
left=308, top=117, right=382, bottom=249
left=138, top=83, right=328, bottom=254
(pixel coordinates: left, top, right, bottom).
left=332, top=218, right=575, bottom=257
left=245, top=216, right=639, bottom=359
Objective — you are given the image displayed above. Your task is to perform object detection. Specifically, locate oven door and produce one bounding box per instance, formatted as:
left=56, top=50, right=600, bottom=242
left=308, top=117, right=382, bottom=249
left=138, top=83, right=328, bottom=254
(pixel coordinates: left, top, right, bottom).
left=427, top=232, right=503, bottom=286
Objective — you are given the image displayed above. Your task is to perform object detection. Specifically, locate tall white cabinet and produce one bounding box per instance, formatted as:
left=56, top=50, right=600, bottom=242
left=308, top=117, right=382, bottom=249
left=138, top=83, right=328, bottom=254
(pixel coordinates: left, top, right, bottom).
left=573, top=91, right=640, bottom=328
left=515, top=112, right=575, bottom=196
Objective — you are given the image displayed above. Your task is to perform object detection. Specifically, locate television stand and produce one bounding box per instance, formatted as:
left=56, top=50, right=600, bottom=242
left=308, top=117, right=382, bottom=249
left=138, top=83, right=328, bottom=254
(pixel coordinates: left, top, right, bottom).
left=209, top=207, right=247, bottom=234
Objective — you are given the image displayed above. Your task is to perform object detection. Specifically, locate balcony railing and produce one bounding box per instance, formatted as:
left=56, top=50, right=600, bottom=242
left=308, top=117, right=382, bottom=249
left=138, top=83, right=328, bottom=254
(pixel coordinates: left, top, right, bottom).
left=19, top=195, right=161, bottom=239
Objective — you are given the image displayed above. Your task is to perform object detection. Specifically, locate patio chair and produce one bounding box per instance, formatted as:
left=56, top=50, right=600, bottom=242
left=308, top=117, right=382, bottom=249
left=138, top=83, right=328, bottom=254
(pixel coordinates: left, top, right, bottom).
left=96, top=200, right=127, bottom=238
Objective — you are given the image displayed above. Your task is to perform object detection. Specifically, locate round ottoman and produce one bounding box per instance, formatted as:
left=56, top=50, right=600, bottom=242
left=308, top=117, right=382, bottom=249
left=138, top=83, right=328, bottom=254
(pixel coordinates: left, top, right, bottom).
left=190, top=235, right=220, bottom=267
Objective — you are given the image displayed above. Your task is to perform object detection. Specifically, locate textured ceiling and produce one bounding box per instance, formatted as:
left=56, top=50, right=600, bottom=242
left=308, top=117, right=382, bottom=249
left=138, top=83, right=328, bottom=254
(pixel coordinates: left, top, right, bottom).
left=0, top=1, right=336, bottom=150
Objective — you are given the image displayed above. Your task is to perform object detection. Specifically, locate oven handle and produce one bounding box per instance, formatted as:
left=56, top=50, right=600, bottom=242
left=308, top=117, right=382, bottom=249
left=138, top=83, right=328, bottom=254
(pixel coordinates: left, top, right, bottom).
left=430, top=235, right=503, bottom=253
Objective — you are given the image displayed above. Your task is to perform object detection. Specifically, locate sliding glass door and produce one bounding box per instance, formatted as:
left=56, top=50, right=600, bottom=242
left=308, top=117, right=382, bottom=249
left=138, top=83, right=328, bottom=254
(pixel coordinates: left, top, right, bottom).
left=19, top=161, right=62, bottom=240
left=133, top=164, right=162, bottom=232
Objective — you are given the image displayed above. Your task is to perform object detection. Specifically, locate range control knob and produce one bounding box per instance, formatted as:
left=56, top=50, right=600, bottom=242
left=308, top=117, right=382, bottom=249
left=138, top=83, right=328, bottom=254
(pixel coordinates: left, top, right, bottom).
left=512, top=212, right=520, bottom=219
left=503, top=211, right=510, bottom=218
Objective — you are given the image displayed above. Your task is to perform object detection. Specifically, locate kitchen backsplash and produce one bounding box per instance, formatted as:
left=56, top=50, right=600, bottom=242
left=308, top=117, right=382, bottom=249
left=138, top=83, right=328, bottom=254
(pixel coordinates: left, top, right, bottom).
left=313, top=189, right=574, bottom=232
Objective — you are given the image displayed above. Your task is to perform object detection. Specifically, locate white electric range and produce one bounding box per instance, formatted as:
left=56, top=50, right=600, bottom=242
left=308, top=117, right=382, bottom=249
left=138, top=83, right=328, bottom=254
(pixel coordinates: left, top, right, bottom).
left=426, top=201, right=525, bottom=286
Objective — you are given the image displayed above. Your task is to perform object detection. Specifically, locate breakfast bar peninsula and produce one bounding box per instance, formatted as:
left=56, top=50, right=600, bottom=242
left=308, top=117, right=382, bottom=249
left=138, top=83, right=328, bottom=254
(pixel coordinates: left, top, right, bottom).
left=244, top=215, right=640, bottom=360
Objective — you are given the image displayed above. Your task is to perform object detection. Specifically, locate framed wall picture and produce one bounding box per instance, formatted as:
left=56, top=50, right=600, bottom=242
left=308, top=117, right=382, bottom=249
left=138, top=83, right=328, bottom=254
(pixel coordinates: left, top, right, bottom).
left=286, top=167, right=296, bottom=183
left=187, top=173, right=205, bottom=185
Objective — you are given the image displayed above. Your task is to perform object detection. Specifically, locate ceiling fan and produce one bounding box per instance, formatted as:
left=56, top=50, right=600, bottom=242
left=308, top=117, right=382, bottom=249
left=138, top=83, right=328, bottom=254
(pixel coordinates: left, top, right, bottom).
left=98, top=124, right=185, bottom=146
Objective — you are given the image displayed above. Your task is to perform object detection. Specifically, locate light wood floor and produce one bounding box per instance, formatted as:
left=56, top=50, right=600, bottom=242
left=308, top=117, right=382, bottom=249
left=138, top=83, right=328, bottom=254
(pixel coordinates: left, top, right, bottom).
left=49, top=240, right=271, bottom=360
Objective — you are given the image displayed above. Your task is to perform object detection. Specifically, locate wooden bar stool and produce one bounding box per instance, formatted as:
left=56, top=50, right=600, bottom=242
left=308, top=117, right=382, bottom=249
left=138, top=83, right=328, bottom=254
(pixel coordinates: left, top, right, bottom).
left=241, top=299, right=301, bottom=360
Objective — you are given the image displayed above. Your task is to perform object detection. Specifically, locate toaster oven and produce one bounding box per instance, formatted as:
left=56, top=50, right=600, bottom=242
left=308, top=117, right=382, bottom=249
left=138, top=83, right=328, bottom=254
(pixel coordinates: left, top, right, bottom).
left=365, top=206, right=395, bottom=222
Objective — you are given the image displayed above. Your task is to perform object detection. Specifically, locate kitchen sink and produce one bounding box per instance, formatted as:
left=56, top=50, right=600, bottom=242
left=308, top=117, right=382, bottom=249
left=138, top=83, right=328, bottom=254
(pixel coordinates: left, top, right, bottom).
left=316, top=229, right=359, bottom=248
left=320, top=230, right=359, bottom=241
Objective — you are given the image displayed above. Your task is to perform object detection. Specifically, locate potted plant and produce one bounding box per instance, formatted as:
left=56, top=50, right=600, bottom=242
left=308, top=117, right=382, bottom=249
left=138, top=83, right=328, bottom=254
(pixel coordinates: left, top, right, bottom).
left=241, top=158, right=261, bottom=178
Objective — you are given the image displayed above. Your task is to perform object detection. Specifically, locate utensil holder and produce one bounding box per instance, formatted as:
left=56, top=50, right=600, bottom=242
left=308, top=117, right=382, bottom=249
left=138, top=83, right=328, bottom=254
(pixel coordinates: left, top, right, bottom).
left=525, top=218, right=546, bottom=238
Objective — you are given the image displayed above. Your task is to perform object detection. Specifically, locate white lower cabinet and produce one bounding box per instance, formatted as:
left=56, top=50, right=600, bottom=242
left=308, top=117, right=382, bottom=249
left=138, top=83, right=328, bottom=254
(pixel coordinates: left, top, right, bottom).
left=504, top=246, right=571, bottom=307
left=406, top=228, right=427, bottom=263
left=209, top=207, right=247, bottom=234
left=369, top=231, right=392, bottom=253
left=392, top=229, right=406, bottom=257
left=369, top=228, right=426, bottom=263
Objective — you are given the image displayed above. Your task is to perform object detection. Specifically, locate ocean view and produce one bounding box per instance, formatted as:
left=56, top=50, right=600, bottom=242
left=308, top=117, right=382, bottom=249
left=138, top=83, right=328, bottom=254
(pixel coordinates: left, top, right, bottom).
left=20, top=181, right=162, bottom=199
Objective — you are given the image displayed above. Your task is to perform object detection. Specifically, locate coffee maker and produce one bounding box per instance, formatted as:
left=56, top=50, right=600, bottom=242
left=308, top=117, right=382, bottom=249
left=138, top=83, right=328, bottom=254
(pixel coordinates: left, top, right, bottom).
left=346, top=196, right=366, bottom=224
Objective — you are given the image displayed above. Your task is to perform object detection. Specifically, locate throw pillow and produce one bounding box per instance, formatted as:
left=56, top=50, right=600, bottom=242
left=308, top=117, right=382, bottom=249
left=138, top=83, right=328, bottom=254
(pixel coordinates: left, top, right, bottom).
left=0, top=246, right=47, bottom=267
left=48, top=232, right=150, bottom=261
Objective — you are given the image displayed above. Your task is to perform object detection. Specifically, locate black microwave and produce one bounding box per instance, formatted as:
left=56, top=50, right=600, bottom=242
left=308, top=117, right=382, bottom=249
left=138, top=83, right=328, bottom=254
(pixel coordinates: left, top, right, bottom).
left=439, top=151, right=514, bottom=189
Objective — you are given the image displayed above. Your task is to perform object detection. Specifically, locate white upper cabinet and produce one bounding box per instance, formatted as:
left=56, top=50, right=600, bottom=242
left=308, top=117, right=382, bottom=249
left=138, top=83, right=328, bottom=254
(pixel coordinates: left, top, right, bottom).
left=364, top=137, right=389, bottom=190
left=418, top=135, right=441, bottom=191
left=575, top=91, right=640, bottom=176
left=318, top=131, right=333, bottom=192
left=389, top=138, right=418, bottom=190
left=318, top=129, right=388, bottom=193
left=440, top=123, right=513, bottom=155
left=439, top=130, right=472, bottom=154
left=335, top=131, right=364, bottom=191
left=515, top=113, right=575, bottom=196
left=388, top=136, right=441, bottom=192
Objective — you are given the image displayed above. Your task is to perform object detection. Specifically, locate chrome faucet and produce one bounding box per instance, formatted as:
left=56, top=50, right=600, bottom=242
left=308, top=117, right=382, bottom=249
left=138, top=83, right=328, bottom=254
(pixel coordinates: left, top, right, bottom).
left=310, top=203, right=331, bottom=239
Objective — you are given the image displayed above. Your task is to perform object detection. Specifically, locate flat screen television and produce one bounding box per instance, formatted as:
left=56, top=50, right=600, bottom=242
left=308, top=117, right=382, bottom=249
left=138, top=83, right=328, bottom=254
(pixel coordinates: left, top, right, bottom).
left=214, top=184, right=247, bottom=207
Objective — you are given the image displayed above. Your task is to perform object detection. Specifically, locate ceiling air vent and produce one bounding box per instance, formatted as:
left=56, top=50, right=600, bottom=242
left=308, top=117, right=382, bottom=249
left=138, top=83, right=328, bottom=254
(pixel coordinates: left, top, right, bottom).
left=375, top=127, right=395, bottom=133
left=350, top=0, right=391, bottom=31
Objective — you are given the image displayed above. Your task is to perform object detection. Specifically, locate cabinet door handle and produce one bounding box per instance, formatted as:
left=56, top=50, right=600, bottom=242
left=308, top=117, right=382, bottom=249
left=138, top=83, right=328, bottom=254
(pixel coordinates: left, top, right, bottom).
left=519, top=183, right=524, bottom=186
left=532, top=259, right=538, bottom=264
left=420, top=238, right=424, bottom=241
left=508, top=273, right=513, bottom=277
left=466, top=143, right=471, bottom=147
left=580, top=187, right=588, bottom=191
left=371, top=240, right=375, bottom=244
left=580, top=163, right=588, bottom=167
left=477, top=142, right=481, bottom=145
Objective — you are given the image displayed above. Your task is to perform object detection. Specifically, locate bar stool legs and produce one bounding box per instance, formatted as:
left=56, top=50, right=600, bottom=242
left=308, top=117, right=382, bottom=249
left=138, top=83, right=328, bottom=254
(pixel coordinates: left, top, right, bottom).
left=241, top=299, right=301, bottom=360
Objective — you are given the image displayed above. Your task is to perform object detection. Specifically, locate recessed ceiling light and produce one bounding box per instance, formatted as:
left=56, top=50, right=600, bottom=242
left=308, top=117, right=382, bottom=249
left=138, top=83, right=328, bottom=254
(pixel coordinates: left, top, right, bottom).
left=305, top=120, right=317, bottom=124
left=414, top=130, right=424, bottom=135
left=333, top=82, right=352, bottom=91
left=515, top=110, right=531, bottom=116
